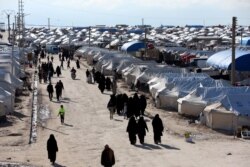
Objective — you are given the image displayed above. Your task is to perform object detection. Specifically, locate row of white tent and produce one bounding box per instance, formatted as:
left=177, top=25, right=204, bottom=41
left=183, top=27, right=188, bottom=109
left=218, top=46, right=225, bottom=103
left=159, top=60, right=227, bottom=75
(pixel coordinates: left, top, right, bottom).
left=0, top=45, right=24, bottom=117
left=26, top=25, right=250, bottom=51
left=75, top=46, right=250, bottom=132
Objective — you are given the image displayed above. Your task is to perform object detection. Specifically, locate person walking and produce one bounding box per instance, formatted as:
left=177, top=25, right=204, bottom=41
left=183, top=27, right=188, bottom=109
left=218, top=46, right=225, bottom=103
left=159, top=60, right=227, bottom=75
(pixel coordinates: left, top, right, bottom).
left=152, top=114, right=164, bottom=144
left=126, top=116, right=137, bottom=145
left=47, top=82, right=54, bottom=101
left=137, top=116, right=148, bottom=144
left=101, top=144, right=115, bottom=167
left=139, top=95, right=147, bottom=116
left=58, top=80, right=64, bottom=98
left=56, top=66, right=61, bottom=77
left=105, top=77, right=112, bottom=91
left=76, top=59, right=80, bottom=69
left=58, top=105, right=65, bottom=124
left=60, top=59, right=64, bottom=69
left=107, top=95, right=116, bottom=120
left=47, top=134, right=58, bottom=165
left=111, top=79, right=117, bottom=95
left=51, top=55, right=54, bottom=62
left=67, top=59, right=70, bottom=69
left=86, top=69, right=90, bottom=79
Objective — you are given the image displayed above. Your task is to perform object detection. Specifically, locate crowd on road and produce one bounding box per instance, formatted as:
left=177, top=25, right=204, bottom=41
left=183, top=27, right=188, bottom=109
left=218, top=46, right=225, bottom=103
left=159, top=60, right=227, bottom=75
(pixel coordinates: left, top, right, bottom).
left=33, top=47, right=165, bottom=166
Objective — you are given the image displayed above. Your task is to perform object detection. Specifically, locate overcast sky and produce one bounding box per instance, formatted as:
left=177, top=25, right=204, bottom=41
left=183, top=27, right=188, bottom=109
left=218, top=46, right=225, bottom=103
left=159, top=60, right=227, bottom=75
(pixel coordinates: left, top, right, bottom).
left=0, top=0, right=250, bottom=27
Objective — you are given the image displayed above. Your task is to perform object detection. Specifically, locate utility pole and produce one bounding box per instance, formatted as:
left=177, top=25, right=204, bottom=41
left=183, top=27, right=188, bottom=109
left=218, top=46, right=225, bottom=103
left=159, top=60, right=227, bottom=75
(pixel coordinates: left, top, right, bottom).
left=109, top=28, right=111, bottom=51
left=48, top=18, right=50, bottom=30
left=88, top=26, right=91, bottom=47
left=2, top=10, right=15, bottom=43
left=7, top=14, right=10, bottom=43
left=231, top=17, right=237, bottom=86
left=143, top=18, right=147, bottom=59
left=17, top=0, right=24, bottom=47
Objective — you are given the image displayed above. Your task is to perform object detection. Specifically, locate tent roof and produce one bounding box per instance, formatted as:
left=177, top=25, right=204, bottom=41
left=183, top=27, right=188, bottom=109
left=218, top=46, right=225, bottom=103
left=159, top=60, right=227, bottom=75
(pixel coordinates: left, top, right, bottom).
left=121, top=40, right=145, bottom=52
left=221, top=94, right=250, bottom=116
left=206, top=49, right=250, bottom=71
left=241, top=37, right=250, bottom=46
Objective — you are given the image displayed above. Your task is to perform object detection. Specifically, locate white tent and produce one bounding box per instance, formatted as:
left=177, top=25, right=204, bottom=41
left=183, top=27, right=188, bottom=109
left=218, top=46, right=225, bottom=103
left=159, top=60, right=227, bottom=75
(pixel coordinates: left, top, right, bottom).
left=100, top=55, right=140, bottom=76
left=177, top=87, right=249, bottom=117
left=0, top=87, right=12, bottom=115
left=0, top=59, right=25, bottom=77
left=156, top=77, right=229, bottom=110
left=0, top=71, right=23, bottom=93
left=149, top=73, right=209, bottom=100
left=204, top=94, right=250, bottom=131
left=135, top=65, right=188, bottom=86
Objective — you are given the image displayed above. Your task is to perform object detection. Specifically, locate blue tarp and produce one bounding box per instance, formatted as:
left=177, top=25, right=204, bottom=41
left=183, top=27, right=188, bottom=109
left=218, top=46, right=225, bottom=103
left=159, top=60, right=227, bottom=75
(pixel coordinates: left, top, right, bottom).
left=241, top=37, right=250, bottom=46
left=97, top=28, right=117, bottom=33
left=121, top=40, right=145, bottom=52
left=206, top=49, right=250, bottom=71
left=127, top=29, right=144, bottom=34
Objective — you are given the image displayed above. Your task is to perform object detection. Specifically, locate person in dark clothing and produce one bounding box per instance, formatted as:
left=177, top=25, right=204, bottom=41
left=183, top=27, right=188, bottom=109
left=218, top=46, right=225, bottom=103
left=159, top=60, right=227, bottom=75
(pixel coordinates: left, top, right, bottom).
left=101, top=145, right=115, bottom=167
left=48, top=70, right=53, bottom=83
left=76, top=59, right=80, bottom=69
left=105, top=77, right=112, bottom=91
left=126, top=97, right=134, bottom=119
left=47, top=134, right=58, bottom=165
left=139, top=95, right=147, bottom=115
left=115, top=94, right=123, bottom=115
left=86, top=69, right=90, bottom=78
left=38, top=69, right=43, bottom=83
left=152, top=114, right=164, bottom=144
left=107, top=95, right=116, bottom=120
left=55, top=81, right=64, bottom=101
left=47, top=83, right=54, bottom=101
left=95, top=71, right=101, bottom=84
left=132, top=93, right=140, bottom=118
left=56, top=66, right=61, bottom=77
left=60, top=59, right=64, bottom=69
left=55, top=82, right=61, bottom=101
left=58, top=80, right=64, bottom=98
left=59, top=53, right=62, bottom=61
left=137, top=116, right=148, bottom=144
left=67, top=59, right=70, bottom=69
left=91, top=67, right=96, bottom=76
left=98, top=74, right=105, bottom=93
left=126, top=116, right=137, bottom=145
left=111, top=79, right=117, bottom=95
left=51, top=55, right=54, bottom=62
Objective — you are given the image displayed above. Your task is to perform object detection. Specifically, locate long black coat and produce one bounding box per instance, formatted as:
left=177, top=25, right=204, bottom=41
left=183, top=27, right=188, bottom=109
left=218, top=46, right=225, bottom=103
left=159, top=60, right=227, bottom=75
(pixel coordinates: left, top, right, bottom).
left=47, top=134, right=58, bottom=163
left=126, top=117, right=137, bottom=135
left=152, top=115, right=164, bottom=136
left=137, top=117, right=148, bottom=136
left=47, top=84, right=54, bottom=93
left=101, top=146, right=115, bottom=166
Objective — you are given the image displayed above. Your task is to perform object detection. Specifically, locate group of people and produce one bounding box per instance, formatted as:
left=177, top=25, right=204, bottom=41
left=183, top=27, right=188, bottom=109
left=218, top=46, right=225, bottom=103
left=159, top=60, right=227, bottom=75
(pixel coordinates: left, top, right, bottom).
left=43, top=51, right=164, bottom=166
left=38, top=61, right=55, bottom=83
left=107, top=93, right=147, bottom=119
left=127, top=114, right=164, bottom=145
left=106, top=91, right=164, bottom=145
left=88, top=69, right=117, bottom=94
left=47, top=134, right=115, bottom=167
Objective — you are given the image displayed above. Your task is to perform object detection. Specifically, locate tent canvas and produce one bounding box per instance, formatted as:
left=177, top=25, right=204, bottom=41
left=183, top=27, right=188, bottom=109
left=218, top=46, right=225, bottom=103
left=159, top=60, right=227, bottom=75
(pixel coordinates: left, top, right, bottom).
left=0, top=71, right=23, bottom=92
left=0, top=87, right=12, bottom=114
left=204, top=94, right=250, bottom=132
left=156, top=77, right=228, bottom=110
left=206, top=49, right=250, bottom=71
left=121, top=40, right=145, bottom=52
left=177, top=87, right=250, bottom=117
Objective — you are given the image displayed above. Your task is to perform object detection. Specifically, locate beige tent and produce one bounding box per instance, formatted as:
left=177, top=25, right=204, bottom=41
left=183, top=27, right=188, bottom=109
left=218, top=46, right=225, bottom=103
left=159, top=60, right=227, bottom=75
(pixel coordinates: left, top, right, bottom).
left=204, top=102, right=250, bottom=132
